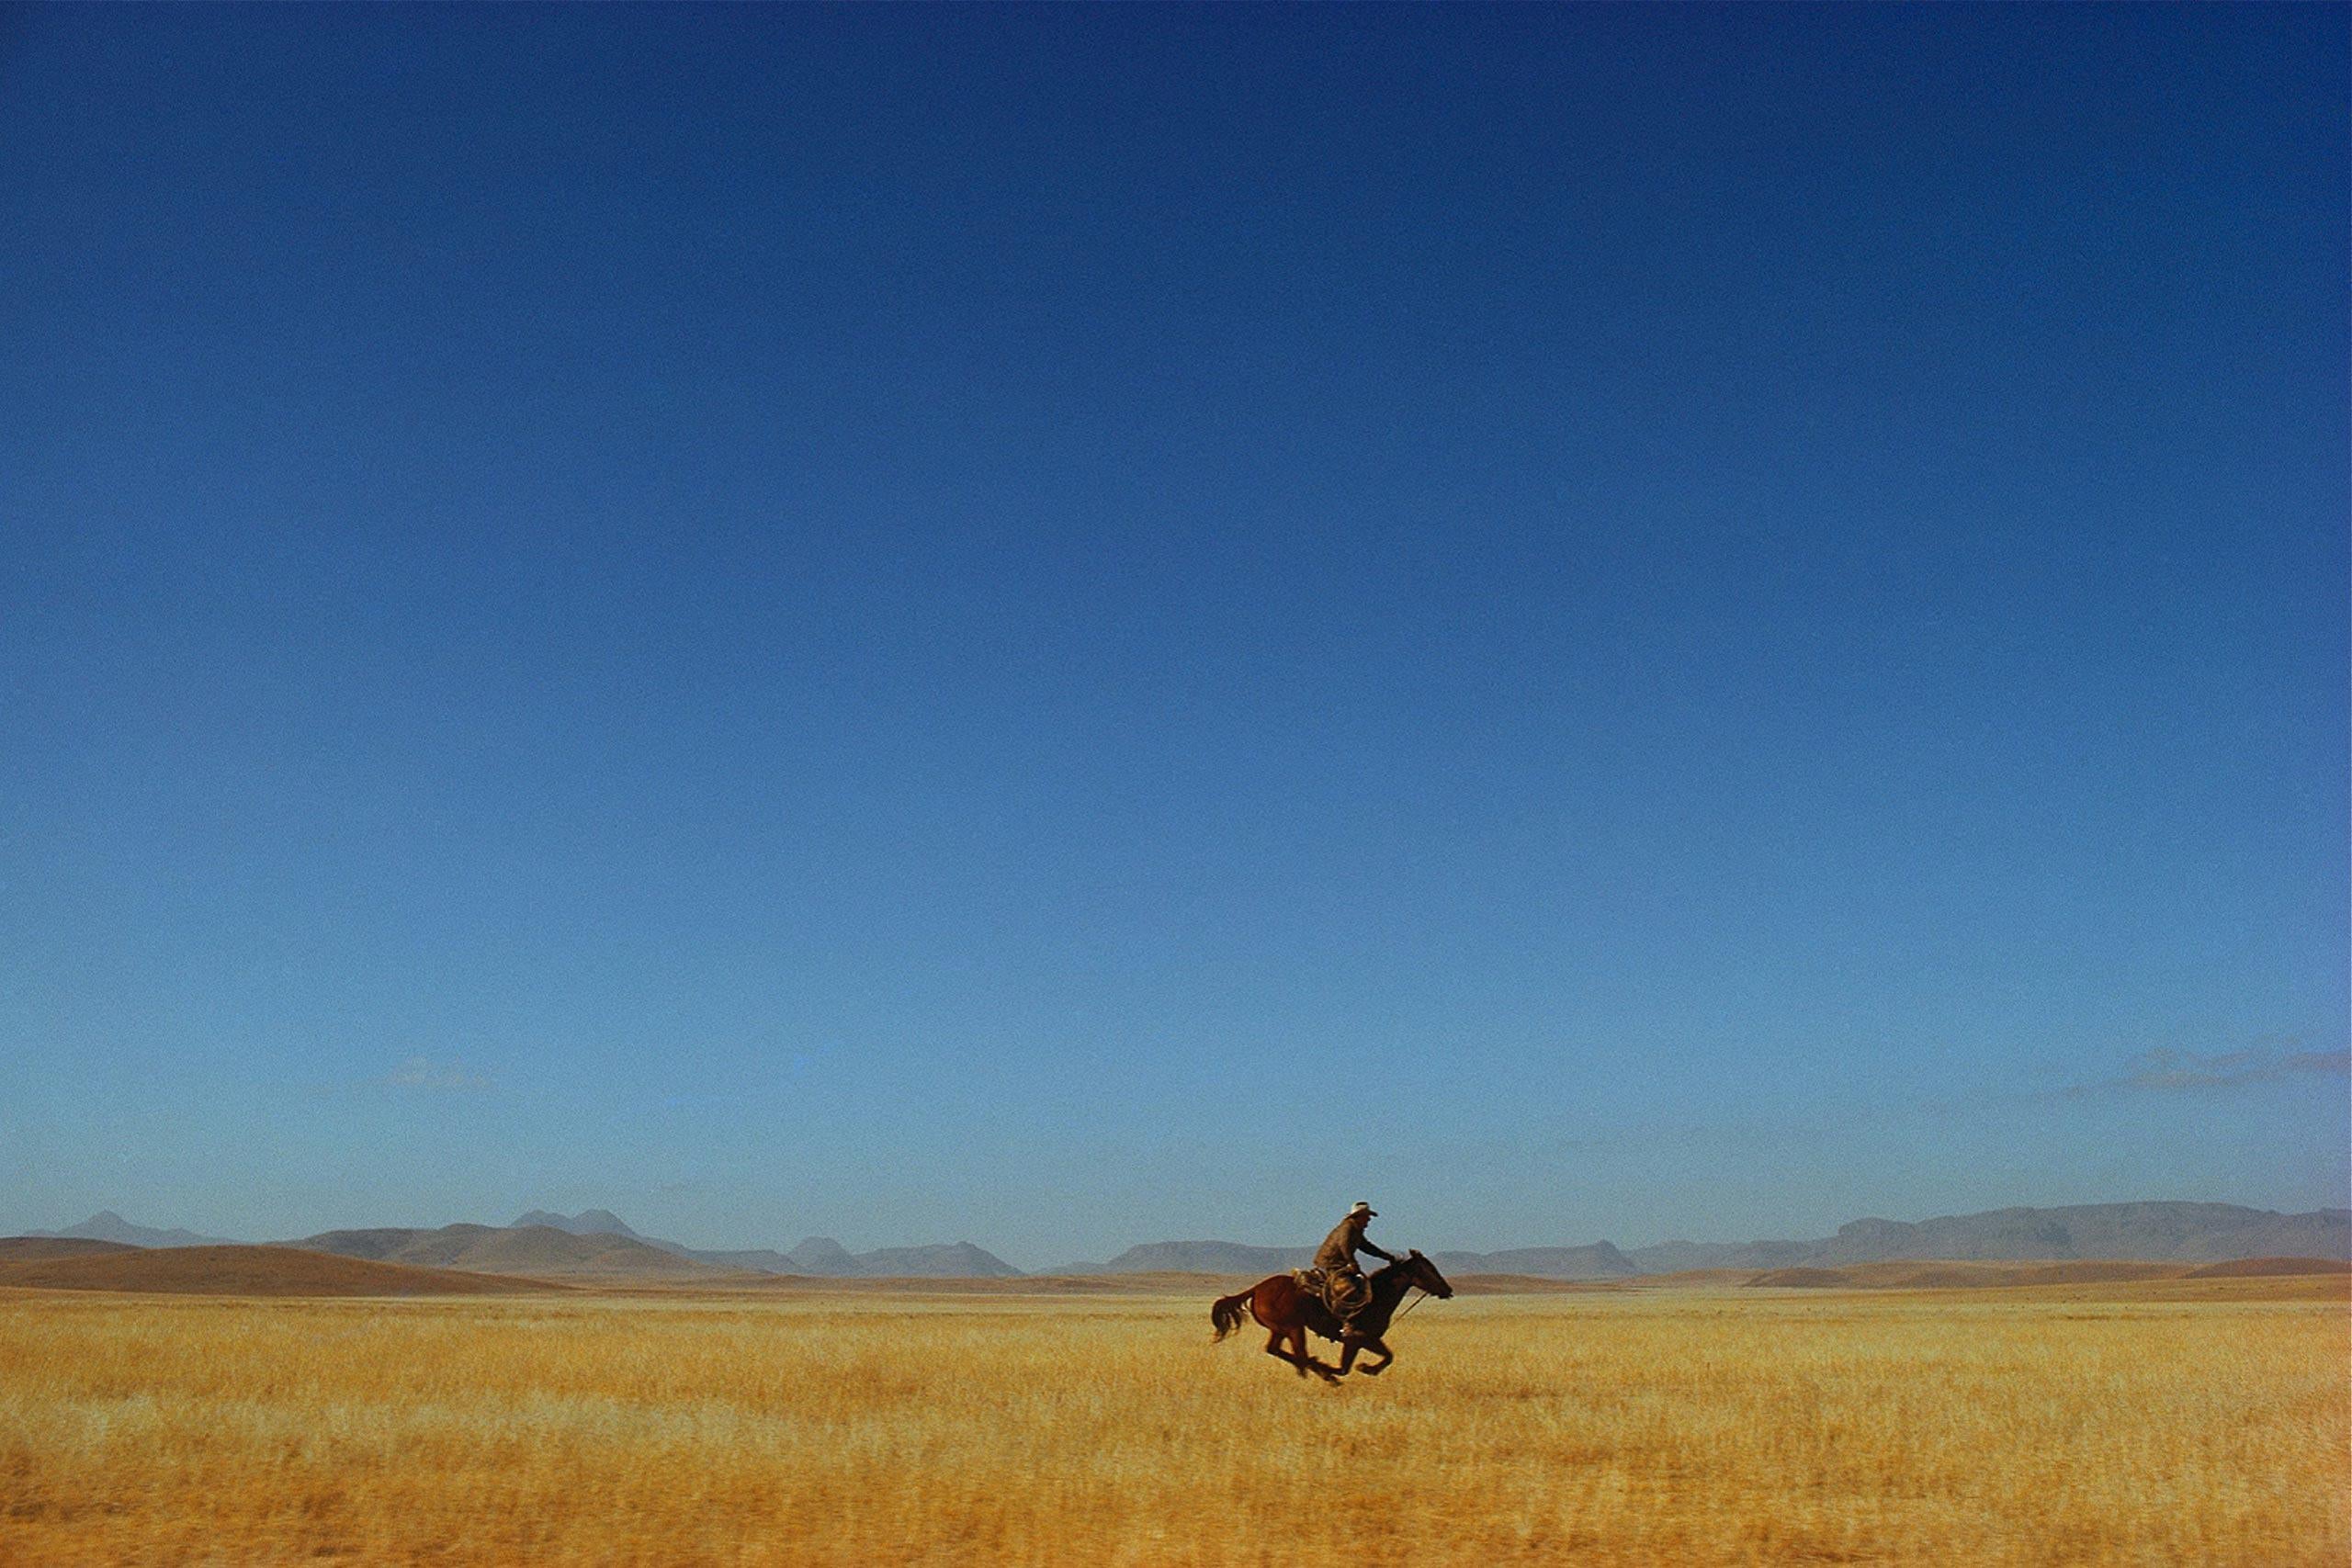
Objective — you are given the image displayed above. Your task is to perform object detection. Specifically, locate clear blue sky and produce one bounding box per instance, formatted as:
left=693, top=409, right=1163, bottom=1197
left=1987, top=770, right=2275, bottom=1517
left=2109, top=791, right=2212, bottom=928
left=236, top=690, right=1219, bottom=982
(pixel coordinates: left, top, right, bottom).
left=3, top=5, right=2343, bottom=1268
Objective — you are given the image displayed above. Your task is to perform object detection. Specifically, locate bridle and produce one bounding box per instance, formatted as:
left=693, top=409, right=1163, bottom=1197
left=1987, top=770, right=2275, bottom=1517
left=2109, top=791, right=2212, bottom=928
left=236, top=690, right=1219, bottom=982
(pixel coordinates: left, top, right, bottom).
left=1390, top=1262, right=1444, bottom=1323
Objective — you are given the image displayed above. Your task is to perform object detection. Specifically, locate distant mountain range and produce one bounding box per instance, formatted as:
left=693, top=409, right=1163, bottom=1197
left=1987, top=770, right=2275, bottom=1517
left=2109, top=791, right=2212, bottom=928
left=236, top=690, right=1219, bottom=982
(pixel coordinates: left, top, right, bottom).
left=1058, top=1238, right=1645, bottom=1279
left=510, top=1209, right=800, bottom=1272
left=291, top=1223, right=734, bottom=1279
left=1055, top=1239, right=1311, bottom=1276
left=18, top=1201, right=2346, bottom=1280
left=511, top=1210, right=1023, bottom=1278
left=28, top=1211, right=236, bottom=1249
left=1615, top=1202, right=2352, bottom=1273
left=1053, top=1237, right=1645, bottom=1280
left=1051, top=1203, right=2352, bottom=1280
left=17, top=1210, right=1023, bottom=1280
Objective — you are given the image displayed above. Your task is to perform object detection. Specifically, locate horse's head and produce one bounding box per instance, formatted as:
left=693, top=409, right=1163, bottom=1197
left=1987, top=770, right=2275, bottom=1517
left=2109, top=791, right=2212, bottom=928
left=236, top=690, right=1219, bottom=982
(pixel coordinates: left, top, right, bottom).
left=1402, top=1247, right=1453, bottom=1300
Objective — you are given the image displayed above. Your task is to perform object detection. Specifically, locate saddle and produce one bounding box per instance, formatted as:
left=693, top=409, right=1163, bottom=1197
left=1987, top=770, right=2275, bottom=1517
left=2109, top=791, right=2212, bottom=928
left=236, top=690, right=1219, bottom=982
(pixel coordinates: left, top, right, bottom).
left=1292, top=1266, right=1370, bottom=1319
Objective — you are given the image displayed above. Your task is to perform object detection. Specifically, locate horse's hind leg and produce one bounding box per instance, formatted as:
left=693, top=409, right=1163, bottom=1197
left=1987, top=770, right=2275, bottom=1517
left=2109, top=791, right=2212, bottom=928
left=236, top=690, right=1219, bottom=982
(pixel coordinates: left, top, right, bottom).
left=1293, top=1329, right=1339, bottom=1383
left=1265, top=1327, right=1306, bottom=1377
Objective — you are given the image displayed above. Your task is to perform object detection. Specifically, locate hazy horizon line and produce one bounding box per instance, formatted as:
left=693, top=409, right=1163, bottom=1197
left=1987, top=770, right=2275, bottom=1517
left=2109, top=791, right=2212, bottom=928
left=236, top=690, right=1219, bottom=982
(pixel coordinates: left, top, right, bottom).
left=15, top=1189, right=2347, bottom=1272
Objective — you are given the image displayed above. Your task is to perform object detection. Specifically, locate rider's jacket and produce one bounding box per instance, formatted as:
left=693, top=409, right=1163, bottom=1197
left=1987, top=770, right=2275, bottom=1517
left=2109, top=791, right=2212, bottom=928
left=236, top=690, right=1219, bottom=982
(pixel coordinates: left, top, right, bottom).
left=1314, top=1211, right=1397, bottom=1276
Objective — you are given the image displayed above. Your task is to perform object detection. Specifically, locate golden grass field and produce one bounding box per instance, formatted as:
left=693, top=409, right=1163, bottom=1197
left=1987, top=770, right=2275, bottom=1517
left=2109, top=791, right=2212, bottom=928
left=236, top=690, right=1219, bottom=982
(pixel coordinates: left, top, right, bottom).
left=2, top=1278, right=2344, bottom=1566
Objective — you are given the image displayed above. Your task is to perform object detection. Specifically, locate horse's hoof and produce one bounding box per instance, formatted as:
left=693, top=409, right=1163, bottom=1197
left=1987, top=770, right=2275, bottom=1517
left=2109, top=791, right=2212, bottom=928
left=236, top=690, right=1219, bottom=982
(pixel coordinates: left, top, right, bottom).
left=1358, top=1364, right=1385, bottom=1376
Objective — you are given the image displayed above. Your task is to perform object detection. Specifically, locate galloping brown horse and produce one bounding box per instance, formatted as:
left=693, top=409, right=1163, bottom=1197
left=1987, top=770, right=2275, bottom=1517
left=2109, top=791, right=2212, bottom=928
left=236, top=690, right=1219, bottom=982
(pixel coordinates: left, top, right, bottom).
left=1209, top=1250, right=1453, bottom=1381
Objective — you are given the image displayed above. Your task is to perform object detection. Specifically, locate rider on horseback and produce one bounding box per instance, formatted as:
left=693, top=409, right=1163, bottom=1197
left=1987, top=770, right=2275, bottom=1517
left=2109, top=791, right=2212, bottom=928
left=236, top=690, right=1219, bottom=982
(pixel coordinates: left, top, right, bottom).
left=1313, top=1201, right=1397, bottom=1327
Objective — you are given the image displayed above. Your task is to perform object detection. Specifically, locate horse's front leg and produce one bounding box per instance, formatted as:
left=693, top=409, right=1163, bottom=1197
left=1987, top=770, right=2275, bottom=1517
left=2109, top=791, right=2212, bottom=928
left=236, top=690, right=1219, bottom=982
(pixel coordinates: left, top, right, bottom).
left=1352, top=1337, right=1395, bottom=1375
left=1265, top=1328, right=1308, bottom=1377
left=1295, top=1328, right=1340, bottom=1383
left=1336, top=1335, right=1363, bottom=1375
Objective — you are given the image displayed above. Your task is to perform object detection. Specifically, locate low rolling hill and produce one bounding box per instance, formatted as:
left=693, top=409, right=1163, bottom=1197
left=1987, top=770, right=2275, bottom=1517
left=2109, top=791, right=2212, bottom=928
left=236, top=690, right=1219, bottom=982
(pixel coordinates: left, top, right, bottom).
left=0, top=1244, right=559, bottom=1297
left=2185, top=1256, right=2352, bottom=1280
left=1746, top=1257, right=2350, bottom=1291
left=0, top=1236, right=143, bottom=1263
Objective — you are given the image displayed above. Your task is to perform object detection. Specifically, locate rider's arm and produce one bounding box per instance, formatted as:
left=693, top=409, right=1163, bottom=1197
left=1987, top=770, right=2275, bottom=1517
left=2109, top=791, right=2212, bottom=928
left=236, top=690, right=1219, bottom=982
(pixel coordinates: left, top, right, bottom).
left=1362, top=1239, right=1399, bottom=1264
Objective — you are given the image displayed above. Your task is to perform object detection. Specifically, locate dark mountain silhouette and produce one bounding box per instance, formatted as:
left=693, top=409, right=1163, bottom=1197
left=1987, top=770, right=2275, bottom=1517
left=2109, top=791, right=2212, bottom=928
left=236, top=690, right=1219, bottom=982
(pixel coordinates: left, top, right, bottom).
left=786, top=1236, right=863, bottom=1275
left=28, top=1211, right=236, bottom=1248
left=855, top=1241, right=1023, bottom=1278
left=516, top=1208, right=645, bottom=1240
left=512, top=1210, right=797, bottom=1271
left=747, top=1234, right=1023, bottom=1278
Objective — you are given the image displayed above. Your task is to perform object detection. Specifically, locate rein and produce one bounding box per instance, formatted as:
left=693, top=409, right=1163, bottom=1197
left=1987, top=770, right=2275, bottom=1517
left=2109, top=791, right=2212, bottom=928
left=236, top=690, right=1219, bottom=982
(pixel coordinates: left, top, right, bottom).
left=1392, top=1287, right=1430, bottom=1323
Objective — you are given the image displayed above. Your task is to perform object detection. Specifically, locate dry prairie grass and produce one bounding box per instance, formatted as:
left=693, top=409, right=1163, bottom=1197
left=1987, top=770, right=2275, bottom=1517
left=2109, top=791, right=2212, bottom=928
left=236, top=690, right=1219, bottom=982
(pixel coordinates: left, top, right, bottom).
left=1, top=1284, right=2342, bottom=1566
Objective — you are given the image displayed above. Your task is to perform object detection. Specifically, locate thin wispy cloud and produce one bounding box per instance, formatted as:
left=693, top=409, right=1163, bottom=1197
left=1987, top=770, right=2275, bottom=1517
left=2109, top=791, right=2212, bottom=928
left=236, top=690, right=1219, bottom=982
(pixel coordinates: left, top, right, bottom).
left=385, top=1057, right=492, bottom=1093
left=2058, top=1041, right=2348, bottom=1100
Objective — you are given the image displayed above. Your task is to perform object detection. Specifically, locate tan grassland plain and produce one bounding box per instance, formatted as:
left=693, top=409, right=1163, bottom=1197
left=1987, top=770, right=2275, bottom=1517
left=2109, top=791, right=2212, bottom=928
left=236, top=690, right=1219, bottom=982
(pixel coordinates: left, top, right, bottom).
left=2, top=1280, right=2344, bottom=1566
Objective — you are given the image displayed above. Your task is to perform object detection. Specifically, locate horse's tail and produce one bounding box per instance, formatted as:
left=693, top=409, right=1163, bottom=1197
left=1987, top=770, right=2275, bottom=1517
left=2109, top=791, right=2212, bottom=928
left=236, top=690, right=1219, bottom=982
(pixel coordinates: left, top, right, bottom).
left=1209, top=1286, right=1256, bottom=1343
